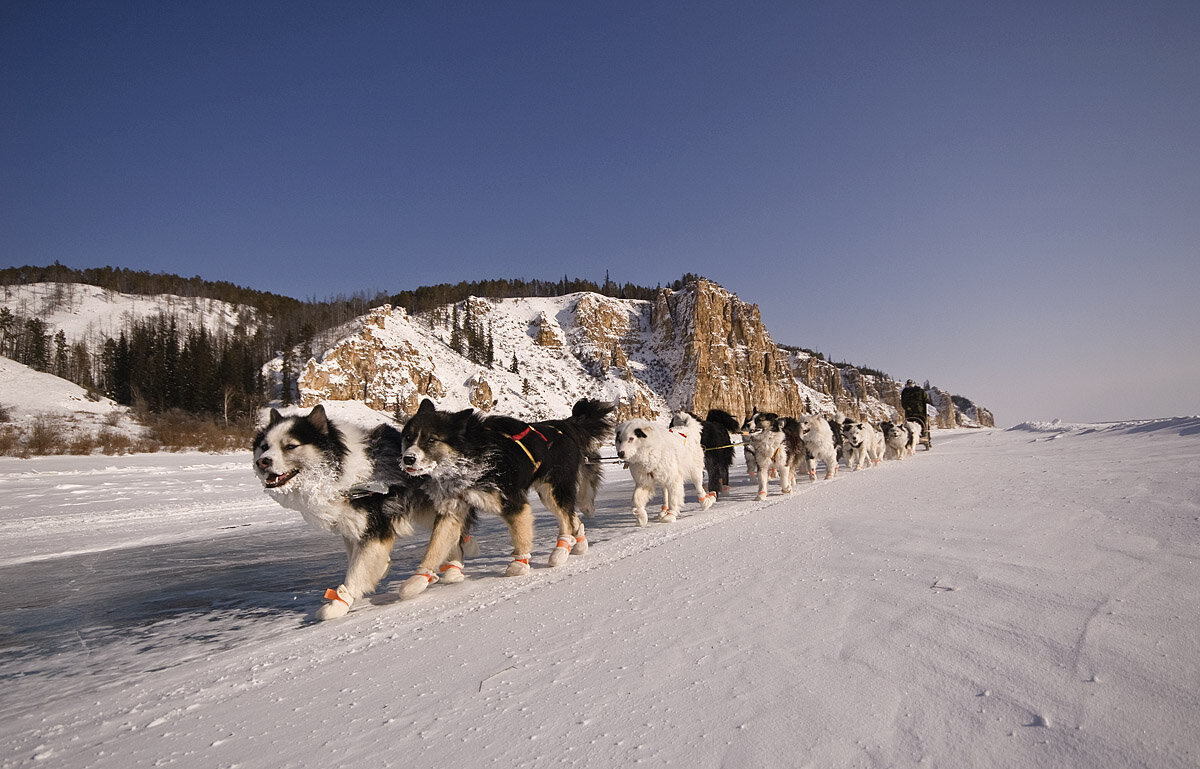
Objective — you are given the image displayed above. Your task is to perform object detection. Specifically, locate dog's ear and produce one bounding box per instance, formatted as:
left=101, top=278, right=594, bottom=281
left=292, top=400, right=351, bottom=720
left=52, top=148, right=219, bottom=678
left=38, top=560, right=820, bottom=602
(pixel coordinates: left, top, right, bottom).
left=416, top=399, right=436, bottom=416
left=306, top=404, right=329, bottom=433
left=449, top=408, right=474, bottom=436
left=268, top=408, right=284, bottom=426
left=634, top=427, right=648, bottom=439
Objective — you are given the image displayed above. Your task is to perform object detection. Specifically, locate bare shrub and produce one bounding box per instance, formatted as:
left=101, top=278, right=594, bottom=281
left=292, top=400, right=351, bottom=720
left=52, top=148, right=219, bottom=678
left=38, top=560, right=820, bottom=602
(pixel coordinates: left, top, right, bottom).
left=0, top=425, right=24, bottom=457
left=97, top=428, right=137, bottom=455
left=25, top=416, right=68, bottom=455
left=140, top=409, right=251, bottom=453
left=68, top=433, right=100, bottom=455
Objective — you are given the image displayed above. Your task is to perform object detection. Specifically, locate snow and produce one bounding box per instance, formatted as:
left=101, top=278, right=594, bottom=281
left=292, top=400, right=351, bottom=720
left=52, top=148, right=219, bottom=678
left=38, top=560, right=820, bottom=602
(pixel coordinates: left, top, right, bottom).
left=1, top=283, right=258, bottom=349
left=2, top=417, right=1198, bottom=768
left=0, top=356, right=141, bottom=442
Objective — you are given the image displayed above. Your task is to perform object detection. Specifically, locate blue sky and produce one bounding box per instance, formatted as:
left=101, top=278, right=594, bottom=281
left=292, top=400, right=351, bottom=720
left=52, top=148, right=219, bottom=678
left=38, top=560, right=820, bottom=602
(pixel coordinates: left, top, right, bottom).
left=3, top=1, right=1198, bottom=424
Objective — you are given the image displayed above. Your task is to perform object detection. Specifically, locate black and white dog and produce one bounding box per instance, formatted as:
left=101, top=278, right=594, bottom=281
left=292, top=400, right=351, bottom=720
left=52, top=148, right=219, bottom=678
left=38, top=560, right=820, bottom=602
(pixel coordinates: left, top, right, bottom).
left=742, top=410, right=804, bottom=499
left=252, top=405, right=477, bottom=620
left=669, top=409, right=741, bottom=498
left=396, top=397, right=614, bottom=598
left=881, top=420, right=921, bottom=459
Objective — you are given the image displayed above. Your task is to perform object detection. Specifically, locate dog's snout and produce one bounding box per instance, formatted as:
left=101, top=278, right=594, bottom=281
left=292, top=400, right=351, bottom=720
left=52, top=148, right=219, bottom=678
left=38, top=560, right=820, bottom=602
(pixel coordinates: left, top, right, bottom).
left=402, top=454, right=416, bottom=466
left=616, top=450, right=625, bottom=459
left=256, top=456, right=272, bottom=470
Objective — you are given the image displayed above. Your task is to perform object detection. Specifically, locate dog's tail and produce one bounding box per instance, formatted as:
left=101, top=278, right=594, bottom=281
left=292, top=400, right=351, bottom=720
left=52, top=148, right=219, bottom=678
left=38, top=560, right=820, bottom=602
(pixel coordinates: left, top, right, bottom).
left=705, top=409, right=741, bottom=433
left=567, top=398, right=617, bottom=448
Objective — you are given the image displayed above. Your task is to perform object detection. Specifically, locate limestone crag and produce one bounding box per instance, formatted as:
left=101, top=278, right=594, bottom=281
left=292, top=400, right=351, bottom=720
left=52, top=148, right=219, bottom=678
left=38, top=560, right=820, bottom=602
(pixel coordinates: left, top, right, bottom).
left=298, top=306, right=444, bottom=414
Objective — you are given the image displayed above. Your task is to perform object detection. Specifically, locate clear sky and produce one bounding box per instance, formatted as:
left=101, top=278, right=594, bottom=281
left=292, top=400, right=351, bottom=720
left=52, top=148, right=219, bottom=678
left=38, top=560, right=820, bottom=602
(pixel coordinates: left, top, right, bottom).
left=3, top=1, right=1198, bottom=425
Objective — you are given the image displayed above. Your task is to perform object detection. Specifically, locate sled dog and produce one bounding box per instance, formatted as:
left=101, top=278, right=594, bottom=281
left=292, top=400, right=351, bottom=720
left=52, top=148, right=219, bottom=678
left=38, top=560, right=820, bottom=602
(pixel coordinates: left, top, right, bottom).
left=798, top=414, right=839, bottom=480
left=396, top=398, right=614, bottom=598
left=616, top=414, right=715, bottom=525
left=253, top=405, right=477, bottom=620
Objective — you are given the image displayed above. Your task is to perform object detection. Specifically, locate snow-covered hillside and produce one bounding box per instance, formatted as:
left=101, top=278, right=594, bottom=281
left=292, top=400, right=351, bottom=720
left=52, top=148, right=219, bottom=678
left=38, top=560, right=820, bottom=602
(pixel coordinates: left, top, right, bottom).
left=1, top=282, right=258, bottom=350
left=1, top=418, right=1196, bottom=768
left=0, top=357, right=143, bottom=446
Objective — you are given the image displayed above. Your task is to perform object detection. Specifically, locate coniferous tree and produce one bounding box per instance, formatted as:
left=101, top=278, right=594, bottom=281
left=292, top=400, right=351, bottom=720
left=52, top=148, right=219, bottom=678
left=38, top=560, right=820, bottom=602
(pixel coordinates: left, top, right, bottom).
left=53, top=330, right=69, bottom=379
left=20, top=317, right=50, bottom=371
left=0, top=307, right=15, bottom=357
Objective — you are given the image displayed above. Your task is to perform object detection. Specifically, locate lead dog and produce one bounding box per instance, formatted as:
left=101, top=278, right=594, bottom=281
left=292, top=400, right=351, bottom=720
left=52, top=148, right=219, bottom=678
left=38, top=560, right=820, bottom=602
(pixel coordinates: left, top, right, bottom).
left=396, top=397, right=614, bottom=598
left=253, top=405, right=477, bottom=620
left=616, top=414, right=715, bottom=525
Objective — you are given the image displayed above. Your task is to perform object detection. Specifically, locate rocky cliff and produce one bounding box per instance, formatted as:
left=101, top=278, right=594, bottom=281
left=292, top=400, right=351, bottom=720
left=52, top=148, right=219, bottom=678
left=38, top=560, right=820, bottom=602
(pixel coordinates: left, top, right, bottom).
left=292, top=279, right=993, bottom=428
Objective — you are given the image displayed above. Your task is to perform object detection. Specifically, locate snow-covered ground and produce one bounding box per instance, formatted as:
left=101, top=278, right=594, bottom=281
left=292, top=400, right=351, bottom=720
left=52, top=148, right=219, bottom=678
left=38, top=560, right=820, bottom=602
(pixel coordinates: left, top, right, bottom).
left=1, top=418, right=1198, bottom=768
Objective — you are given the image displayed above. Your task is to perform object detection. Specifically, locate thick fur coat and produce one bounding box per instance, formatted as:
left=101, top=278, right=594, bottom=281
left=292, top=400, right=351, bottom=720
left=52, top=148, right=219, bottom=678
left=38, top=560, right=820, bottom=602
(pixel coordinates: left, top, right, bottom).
left=252, top=405, right=476, bottom=620
left=842, top=420, right=883, bottom=469
left=397, top=398, right=614, bottom=597
left=742, top=410, right=798, bottom=499
left=798, top=414, right=839, bottom=480
left=669, top=409, right=740, bottom=498
left=616, top=414, right=715, bottom=525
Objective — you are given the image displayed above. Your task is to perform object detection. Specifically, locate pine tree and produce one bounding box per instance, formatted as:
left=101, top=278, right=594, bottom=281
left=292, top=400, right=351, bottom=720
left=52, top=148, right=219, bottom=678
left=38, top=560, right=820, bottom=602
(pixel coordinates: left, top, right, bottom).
left=53, top=330, right=69, bottom=379
left=20, top=317, right=50, bottom=371
left=0, top=306, right=15, bottom=357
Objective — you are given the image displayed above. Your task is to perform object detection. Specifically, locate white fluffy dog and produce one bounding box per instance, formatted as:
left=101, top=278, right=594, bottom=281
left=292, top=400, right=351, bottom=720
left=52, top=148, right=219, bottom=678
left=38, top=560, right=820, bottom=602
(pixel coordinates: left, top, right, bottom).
left=616, top=415, right=715, bottom=525
left=798, top=414, right=839, bottom=480
left=842, top=421, right=883, bottom=470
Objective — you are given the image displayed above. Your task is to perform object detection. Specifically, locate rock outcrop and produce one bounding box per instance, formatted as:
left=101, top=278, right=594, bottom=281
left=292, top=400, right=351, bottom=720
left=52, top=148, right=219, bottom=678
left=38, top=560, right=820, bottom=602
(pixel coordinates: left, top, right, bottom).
left=292, top=279, right=993, bottom=428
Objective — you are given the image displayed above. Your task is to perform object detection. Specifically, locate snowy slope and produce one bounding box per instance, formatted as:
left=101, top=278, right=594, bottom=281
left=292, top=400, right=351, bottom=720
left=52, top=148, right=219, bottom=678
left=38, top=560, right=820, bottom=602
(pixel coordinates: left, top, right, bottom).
left=2, top=418, right=1197, bottom=768
left=0, top=356, right=142, bottom=442
left=0, top=282, right=258, bottom=349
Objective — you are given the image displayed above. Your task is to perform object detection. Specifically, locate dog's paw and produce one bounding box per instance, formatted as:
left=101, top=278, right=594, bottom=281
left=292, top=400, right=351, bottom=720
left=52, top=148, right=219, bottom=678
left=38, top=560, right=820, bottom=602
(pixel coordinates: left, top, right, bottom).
left=461, top=534, right=480, bottom=559
left=699, top=492, right=716, bottom=510
left=548, top=535, right=575, bottom=567
left=571, top=525, right=588, bottom=555
left=756, top=490, right=768, bottom=501
left=315, top=585, right=353, bottom=620
left=438, top=561, right=466, bottom=583
left=633, top=508, right=648, bottom=527
left=315, top=601, right=350, bottom=621
left=504, top=555, right=531, bottom=577
left=398, top=570, right=437, bottom=600
left=658, top=510, right=678, bottom=523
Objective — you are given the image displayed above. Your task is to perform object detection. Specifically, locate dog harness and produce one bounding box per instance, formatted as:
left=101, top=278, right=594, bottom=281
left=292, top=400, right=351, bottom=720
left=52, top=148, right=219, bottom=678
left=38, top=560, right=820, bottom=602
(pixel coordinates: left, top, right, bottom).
left=498, top=424, right=561, bottom=470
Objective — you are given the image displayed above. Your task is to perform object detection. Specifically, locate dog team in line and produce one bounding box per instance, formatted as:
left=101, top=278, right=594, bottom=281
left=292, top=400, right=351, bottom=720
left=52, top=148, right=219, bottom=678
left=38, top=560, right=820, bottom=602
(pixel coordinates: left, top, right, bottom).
left=253, top=398, right=928, bottom=620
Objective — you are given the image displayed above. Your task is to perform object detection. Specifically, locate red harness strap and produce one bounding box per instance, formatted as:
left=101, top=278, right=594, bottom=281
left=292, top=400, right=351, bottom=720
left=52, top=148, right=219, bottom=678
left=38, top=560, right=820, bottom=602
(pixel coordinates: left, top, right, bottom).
left=504, top=425, right=551, bottom=470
